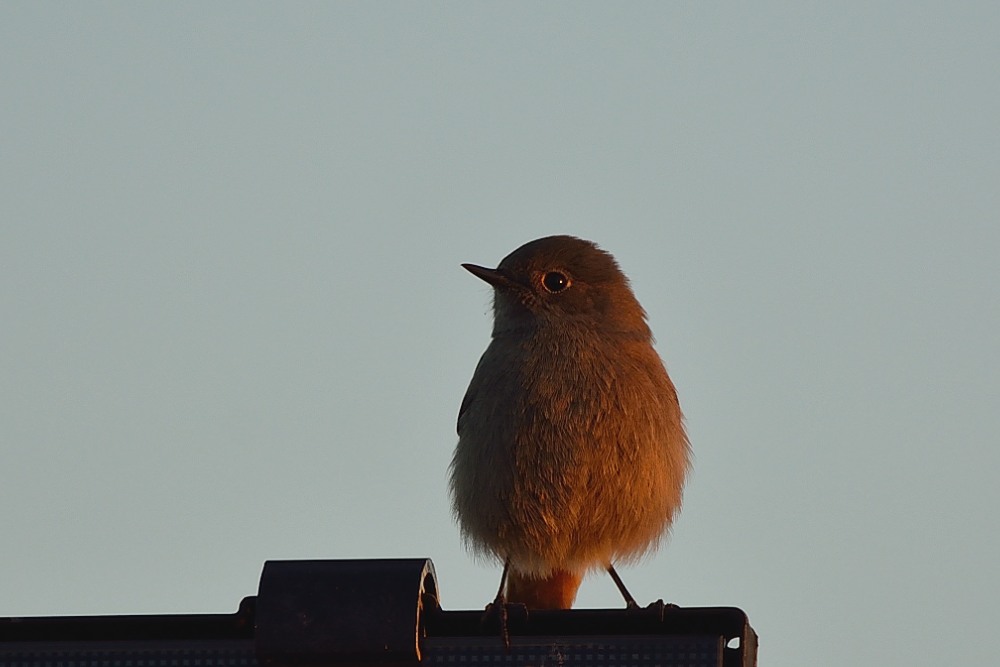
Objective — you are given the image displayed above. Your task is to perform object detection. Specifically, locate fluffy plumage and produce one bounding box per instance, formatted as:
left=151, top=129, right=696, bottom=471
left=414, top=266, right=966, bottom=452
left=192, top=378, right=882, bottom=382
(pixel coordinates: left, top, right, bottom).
left=450, top=235, right=690, bottom=608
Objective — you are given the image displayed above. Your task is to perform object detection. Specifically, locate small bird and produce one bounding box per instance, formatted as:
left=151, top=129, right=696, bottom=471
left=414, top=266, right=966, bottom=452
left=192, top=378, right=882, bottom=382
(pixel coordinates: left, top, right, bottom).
left=450, top=235, right=690, bottom=610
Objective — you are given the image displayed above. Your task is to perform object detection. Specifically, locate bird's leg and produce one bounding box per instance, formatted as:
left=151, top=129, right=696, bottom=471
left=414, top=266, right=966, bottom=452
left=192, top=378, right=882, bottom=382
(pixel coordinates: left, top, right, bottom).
left=606, top=564, right=639, bottom=609
left=482, top=560, right=511, bottom=651
left=493, top=559, right=510, bottom=604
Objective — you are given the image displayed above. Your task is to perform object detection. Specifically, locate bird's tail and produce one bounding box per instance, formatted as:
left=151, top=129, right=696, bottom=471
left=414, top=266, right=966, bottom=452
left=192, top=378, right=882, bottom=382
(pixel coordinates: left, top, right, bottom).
left=505, top=569, right=583, bottom=609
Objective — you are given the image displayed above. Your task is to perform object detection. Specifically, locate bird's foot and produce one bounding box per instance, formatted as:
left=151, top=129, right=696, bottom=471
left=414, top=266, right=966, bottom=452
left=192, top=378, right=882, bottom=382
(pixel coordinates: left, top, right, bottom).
left=641, top=598, right=680, bottom=621
left=481, top=595, right=511, bottom=653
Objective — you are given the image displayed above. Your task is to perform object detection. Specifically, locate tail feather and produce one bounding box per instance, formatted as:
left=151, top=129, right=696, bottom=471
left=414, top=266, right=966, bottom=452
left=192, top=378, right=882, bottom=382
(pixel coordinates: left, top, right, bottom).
left=505, top=569, right=583, bottom=609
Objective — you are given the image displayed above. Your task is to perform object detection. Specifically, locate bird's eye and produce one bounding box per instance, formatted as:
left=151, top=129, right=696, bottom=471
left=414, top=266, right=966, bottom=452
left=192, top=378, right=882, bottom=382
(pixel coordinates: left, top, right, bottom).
left=541, top=271, right=571, bottom=293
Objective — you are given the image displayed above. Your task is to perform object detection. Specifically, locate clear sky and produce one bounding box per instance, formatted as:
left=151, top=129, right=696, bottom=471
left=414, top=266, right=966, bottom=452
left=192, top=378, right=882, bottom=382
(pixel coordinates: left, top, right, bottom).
left=2, top=3, right=998, bottom=665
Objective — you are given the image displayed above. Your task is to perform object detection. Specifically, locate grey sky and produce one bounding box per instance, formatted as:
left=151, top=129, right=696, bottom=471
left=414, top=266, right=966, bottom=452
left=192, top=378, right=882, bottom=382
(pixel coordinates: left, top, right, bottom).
left=2, top=3, right=998, bottom=665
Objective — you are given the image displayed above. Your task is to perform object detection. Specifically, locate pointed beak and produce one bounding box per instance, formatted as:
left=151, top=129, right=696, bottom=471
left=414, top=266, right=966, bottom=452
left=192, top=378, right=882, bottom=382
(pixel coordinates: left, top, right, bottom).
left=462, top=263, right=511, bottom=288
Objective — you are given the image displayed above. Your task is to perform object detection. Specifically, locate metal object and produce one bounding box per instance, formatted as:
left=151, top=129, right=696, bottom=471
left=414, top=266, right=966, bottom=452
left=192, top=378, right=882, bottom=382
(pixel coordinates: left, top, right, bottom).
left=255, top=559, right=438, bottom=665
left=0, top=559, right=756, bottom=667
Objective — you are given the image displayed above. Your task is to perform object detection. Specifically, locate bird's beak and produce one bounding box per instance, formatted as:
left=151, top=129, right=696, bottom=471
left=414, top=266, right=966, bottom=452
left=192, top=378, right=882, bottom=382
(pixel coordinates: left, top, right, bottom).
left=462, top=263, right=511, bottom=288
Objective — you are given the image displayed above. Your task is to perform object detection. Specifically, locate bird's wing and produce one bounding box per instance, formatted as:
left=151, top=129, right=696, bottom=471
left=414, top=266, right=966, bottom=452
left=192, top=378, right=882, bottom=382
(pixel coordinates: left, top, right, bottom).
left=457, top=370, right=479, bottom=436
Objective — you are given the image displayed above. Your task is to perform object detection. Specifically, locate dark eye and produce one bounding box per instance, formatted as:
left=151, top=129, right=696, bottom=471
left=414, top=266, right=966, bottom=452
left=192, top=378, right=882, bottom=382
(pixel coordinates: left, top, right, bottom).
left=541, top=271, right=571, bottom=293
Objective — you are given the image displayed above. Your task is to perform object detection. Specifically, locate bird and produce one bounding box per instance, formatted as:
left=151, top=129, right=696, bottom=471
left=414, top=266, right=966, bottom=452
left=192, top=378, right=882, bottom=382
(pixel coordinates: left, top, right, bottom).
left=450, top=235, right=690, bottom=611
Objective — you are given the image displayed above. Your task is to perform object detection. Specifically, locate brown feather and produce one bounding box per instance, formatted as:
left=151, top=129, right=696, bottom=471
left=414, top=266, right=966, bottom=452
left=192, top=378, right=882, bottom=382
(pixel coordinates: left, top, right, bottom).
left=505, top=569, right=583, bottom=610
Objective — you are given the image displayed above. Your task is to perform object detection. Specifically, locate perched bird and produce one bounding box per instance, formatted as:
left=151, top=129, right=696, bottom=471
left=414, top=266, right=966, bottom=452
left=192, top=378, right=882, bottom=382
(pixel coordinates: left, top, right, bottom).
left=450, top=235, right=690, bottom=610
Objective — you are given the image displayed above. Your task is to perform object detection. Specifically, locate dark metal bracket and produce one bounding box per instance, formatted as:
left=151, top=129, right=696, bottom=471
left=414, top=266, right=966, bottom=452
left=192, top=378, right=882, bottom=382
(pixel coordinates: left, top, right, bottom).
left=0, top=559, right=757, bottom=667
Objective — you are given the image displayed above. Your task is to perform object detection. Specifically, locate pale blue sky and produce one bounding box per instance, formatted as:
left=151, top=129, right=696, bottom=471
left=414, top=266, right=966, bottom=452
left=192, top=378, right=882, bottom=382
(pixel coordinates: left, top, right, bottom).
left=2, top=3, right=998, bottom=665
